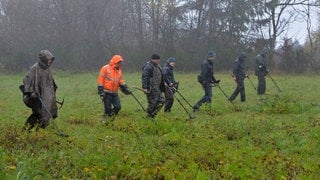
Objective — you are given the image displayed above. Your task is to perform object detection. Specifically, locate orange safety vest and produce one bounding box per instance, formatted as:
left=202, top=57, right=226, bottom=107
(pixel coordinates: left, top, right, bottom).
left=97, top=55, right=125, bottom=93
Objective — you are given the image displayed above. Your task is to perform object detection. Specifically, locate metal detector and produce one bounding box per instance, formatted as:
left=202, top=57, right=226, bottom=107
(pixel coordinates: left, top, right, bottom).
left=38, top=96, right=69, bottom=137
left=166, top=86, right=195, bottom=119
left=175, top=89, right=194, bottom=109
left=130, top=92, right=147, bottom=112
left=246, top=76, right=263, bottom=99
left=212, top=84, right=235, bottom=105
left=267, top=74, right=282, bottom=92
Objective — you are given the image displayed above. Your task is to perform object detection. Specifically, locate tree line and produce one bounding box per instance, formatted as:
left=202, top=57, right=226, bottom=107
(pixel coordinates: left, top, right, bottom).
left=0, top=0, right=319, bottom=73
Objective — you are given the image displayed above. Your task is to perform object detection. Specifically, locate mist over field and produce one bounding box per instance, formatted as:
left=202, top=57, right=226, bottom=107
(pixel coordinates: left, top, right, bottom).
left=0, top=0, right=320, bottom=74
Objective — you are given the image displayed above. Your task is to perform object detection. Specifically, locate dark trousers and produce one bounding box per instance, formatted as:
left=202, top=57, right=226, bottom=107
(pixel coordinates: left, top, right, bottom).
left=164, top=86, right=174, bottom=112
left=146, top=89, right=164, bottom=117
left=257, top=74, right=266, bottom=94
left=24, top=98, right=51, bottom=130
left=229, top=79, right=245, bottom=102
left=194, top=83, right=212, bottom=108
left=103, top=92, right=121, bottom=116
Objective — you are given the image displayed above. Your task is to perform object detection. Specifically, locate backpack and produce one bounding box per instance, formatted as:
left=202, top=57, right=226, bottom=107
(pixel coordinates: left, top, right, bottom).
left=197, top=74, right=203, bottom=84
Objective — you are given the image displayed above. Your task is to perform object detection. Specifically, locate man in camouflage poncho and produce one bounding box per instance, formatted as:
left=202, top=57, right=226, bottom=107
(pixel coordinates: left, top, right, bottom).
left=22, top=50, right=58, bottom=130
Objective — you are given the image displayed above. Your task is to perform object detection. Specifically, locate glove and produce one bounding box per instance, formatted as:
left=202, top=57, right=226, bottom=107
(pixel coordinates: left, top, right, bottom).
left=30, top=92, right=38, bottom=98
left=173, top=82, right=179, bottom=90
left=97, top=86, right=104, bottom=97
left=120, top=84, right=132, bottom=95
left=169, top=86, right=176, bottom=93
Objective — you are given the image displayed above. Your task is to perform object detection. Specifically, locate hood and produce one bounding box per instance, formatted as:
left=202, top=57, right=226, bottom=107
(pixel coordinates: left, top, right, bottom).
left=38, top=50, right=55, bottom=69
left=259, top=48, right=268, bottom=56
left=109, top=55, right=124, bottom=67
left=239, top=52, right=246, bottom=62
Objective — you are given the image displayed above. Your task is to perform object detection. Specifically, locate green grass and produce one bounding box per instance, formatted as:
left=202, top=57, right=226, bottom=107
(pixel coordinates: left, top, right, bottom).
left=0, top=72, right=320, bottom=179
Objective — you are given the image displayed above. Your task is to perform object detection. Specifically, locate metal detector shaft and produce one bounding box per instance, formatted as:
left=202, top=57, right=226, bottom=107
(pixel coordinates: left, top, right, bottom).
left=175, top=90, right=193, bottom=109
left=56, top=98, right=65, bottom=109
left=37, top=96, right=68, bottom=137
left=246, top=76, right=263, bottom=99
left=131, top=92, right=147, bottom=112
left=173, top=94, right=194, bottom=119
left=132, top=86, right=144, bottom=92
left=246, top=76, right=257, bottom=91
left=164, top=86, right=194, bottom=119
left=213, top=84, right=229, bottom=100
left=267, top=74, right=282, bottom=92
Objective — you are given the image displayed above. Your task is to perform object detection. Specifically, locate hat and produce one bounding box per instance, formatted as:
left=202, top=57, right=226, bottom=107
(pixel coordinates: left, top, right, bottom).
left=167, top=57, right=175, bottom=63
left=151, top=54, right=160, bottom=59
left=208, top=50, right=216, bottom=57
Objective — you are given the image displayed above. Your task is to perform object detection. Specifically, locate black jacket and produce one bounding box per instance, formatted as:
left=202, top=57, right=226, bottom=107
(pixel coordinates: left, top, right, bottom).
left=233, top=57, right=246, bottom=81
left=255, top=54, right=268, bottom=75
left=200, top=59, right=216, bottom=84
left=162, top=63, right=175, bottom=86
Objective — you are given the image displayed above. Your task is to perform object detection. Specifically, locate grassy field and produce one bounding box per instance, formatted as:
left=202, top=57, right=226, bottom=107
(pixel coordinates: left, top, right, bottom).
left=0, top=71, right=320, bottom=179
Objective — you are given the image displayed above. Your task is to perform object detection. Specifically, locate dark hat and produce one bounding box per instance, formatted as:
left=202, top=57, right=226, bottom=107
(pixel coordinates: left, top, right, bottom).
left=151, top=54, right=160, bottom=59
left=167, top=57, right=175, bottom=63
left=208, top=50, right=216, bottom=57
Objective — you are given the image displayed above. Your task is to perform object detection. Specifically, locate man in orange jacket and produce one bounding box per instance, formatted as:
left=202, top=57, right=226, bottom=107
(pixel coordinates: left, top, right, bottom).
left=97, top=55, right=131, bottom=124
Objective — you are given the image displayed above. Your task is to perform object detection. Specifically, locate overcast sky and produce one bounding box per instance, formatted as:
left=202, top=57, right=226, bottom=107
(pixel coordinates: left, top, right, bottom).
left=279, top=7, right=319, bottom=46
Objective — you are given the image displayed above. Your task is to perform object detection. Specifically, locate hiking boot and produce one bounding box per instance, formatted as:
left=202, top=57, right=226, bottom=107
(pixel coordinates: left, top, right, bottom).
left=193, top=106, right=199, bottom=112
left=101, top=115, right=108, bottom=125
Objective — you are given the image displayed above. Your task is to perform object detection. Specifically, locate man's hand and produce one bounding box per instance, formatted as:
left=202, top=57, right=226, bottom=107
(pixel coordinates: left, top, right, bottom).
left=143, top=89, right=149, bottom=94
left=30, top=92, right=38, bottom=98
left=169, top=86, right=176, bottom=93
left=120, top=84, right=132, bottom=95
left=97, top=86, right=104, bottom=98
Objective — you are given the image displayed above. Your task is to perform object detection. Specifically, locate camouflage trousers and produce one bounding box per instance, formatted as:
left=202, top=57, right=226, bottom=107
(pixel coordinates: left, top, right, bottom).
left=146, top=89, right=164, bottom=118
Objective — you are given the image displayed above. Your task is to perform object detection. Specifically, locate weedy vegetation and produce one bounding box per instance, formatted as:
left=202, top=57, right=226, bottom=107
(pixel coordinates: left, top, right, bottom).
left=0, top=72, right=320, bottom=179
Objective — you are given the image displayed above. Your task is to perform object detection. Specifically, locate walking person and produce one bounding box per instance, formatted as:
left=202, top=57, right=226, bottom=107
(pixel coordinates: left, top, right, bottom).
left=193, top=50, right=220, bottom=112
left=229, top=52, right=247, bottom=102
left=142, top=54, right=165, bottom=118
left=162, top=57, right=177, bottom=112
left=97, top=55, right=131, bottom=124
left=255, top=48, right=269, bottom=95
left=21, top=50, right=58, bottom=130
